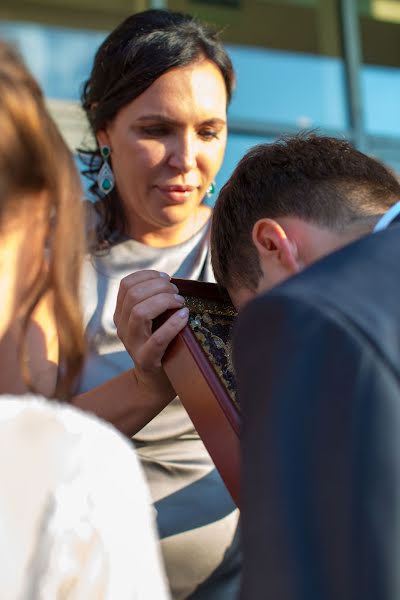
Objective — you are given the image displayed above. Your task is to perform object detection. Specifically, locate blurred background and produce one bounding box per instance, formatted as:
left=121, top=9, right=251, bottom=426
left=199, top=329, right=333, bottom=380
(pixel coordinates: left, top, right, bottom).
left=0, top=0, right=399, bottom=197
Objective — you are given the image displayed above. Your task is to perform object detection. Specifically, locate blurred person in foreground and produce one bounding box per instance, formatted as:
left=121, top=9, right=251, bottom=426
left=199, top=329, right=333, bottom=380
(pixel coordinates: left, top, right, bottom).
left=75, top=10, right=240, bottom=599
left=0, top=41, right=169, bottom=599
left=211, top=134, right=400, bottom=599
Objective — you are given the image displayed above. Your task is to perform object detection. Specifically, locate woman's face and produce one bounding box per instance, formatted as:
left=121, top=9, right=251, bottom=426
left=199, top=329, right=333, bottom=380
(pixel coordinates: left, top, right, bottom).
left=99, top=59, right=228, bottom=246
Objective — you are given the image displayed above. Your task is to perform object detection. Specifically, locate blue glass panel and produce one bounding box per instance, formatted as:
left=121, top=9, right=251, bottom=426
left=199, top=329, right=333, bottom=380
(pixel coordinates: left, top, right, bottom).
left=362, top=65, right=400, bottom=138
left=0, top=21, right=106, bottom=100
left=227, top=45, right=348, bottom=130
left=372, top=152, right=400, bottom=177
left=385, top=158, right=400, bottom=175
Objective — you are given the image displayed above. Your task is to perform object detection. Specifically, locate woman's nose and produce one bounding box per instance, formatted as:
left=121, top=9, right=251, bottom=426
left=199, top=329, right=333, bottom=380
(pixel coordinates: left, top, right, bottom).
left=168, top=133, right=197, bottom=172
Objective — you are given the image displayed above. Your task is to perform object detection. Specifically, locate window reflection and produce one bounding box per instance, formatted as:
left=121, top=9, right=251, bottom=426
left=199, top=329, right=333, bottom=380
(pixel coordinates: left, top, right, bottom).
left=0, top=21, right=105, bottom=100
left=358, top=1, right=400, bottom=136
left=228, top=45, right=347, bottom=130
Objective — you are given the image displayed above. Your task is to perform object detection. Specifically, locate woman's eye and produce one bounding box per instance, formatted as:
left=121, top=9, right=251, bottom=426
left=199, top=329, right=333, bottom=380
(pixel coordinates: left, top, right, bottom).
left=199, top=129, right=219, bottom=140
left=141, top=126, right=170, bottom=137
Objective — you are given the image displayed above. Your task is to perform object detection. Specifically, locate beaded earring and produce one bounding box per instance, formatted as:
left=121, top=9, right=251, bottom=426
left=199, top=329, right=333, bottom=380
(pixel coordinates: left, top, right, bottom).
left=97, top=145, right=115, bottom=194
left=206, top=181, right=216, bottom=198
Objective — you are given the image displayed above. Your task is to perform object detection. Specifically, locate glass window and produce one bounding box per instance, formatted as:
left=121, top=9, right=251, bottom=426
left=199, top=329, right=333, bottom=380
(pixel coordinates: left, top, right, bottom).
left=227, top=45, right=348, bottom=131
left=370, top=148, right=400, bottom=177
left=358, top=1, right=400, bottom=137
left=0, top=21, right=106, bottom=100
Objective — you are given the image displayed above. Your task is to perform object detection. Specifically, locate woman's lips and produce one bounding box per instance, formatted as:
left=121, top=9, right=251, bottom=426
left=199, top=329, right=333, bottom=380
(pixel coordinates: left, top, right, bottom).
left=156, top=185, right=197, bottom=204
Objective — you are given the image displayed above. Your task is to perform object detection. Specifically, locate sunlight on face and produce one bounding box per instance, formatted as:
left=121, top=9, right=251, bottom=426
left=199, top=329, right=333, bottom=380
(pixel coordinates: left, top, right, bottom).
left=101, top=59, right=228, bottom=245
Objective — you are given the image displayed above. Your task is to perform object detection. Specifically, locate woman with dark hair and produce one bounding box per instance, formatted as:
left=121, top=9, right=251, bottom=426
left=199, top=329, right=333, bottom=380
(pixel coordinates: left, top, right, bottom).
left=75, top=9, right=241, bottom=599
left=0, top=41, right=169, bottom=599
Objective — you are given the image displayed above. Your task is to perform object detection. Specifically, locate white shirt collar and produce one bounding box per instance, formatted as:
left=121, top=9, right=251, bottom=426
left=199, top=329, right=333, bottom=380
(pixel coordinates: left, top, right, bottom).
left=373, top=200, right=400, bottom=233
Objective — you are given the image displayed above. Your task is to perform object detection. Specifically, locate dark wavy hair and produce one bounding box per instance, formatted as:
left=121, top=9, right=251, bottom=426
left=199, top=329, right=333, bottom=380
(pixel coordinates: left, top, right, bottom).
left=211, top=133, right=400, bottom=291
left=79, top=9, right=235, bottom=249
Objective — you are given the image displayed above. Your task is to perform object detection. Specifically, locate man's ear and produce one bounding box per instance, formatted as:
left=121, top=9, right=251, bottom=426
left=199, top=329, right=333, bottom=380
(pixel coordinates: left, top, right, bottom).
left=252, top=218, right=300, bottom=276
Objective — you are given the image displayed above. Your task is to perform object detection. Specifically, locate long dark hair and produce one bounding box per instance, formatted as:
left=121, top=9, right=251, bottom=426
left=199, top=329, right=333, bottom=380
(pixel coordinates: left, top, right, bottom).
left=0, top=42, right=85, bottom=398
left=79, top=9, right=235, bottom=249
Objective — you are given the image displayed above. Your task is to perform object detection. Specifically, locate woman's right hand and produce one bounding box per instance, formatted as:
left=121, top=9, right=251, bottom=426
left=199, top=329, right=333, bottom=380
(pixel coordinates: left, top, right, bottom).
left=114, top=270, right=189, bottom=399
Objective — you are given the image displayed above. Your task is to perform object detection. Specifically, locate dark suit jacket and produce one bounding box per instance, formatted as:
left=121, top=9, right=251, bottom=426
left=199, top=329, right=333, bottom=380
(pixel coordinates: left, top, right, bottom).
left=234, top=226, right=400, bottom=600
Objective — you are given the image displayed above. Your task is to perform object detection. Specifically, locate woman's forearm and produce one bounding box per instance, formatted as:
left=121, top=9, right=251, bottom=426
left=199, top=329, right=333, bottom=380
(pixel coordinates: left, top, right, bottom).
left=71, top=369, right=176, bottom=437
left=73, top=271, right=189, bottom=436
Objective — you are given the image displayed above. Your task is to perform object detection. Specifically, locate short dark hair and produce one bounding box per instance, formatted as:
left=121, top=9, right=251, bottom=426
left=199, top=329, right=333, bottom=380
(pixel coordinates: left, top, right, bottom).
left=79, top=9, right=235, bottom=248
left=211, top=133, right=400, bottom=290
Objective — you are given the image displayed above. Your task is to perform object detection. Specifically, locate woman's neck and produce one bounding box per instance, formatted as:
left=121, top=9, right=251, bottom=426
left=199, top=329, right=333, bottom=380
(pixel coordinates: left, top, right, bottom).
left=126, top=205, right=212, bottom=247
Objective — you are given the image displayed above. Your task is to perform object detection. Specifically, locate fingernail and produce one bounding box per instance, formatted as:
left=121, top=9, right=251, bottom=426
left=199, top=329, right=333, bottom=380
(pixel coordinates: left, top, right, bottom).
left=159, top=272, right=170, bottom=279
left=172, top=284, right=179, bottom=293
left=178, top=307, right=189, bottom=318
left=174, top=294, right=185, bottom=304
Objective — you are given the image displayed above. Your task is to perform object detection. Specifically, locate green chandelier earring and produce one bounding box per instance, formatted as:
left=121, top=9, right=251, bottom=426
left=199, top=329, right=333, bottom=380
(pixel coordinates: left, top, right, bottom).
left=206, top=181, right=216, bottom=198
left=97, top=145, right=115, bottom=194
